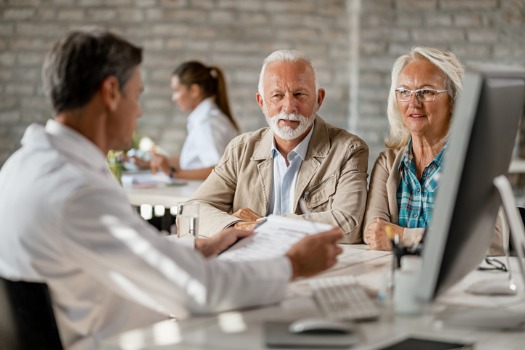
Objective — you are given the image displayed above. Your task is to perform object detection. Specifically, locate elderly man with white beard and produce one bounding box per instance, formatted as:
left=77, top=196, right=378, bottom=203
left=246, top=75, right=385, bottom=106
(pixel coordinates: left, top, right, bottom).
left=189, top=50, right=369, bottom=244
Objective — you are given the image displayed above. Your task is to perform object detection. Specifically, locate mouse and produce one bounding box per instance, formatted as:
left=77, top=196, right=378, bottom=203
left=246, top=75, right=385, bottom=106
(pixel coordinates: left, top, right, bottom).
left=465, top=278, right=518, bottom=296
left=288, top=318, right=353, bottom=335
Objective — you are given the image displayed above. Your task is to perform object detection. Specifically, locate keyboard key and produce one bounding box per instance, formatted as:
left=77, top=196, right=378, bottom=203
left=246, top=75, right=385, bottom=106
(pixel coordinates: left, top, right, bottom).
left=309, top=275, right=380, bottom=321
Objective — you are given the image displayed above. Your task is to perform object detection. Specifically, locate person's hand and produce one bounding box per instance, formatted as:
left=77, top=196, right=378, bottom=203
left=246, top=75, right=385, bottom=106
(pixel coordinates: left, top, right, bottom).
left=129, top=155, right=151, bottom=169
left=232, top=208, right=261, bottom=231
left=195, top=228, right=254, bottom=258
left=232, top=208, right=261, bottom=222
left=364, top=219, right=403, bottom=250
left=285, top=227, right=344, bottom=279
left=233, top=221, right=258, bottom=230
left=150, top=152, right=170, bottom=175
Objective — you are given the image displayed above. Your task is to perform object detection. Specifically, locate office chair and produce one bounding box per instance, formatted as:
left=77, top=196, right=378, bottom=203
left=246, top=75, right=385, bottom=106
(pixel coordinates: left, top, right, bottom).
left=0, top=276, right=63, bottom=350
left=508, top=207, right=525, bottom=256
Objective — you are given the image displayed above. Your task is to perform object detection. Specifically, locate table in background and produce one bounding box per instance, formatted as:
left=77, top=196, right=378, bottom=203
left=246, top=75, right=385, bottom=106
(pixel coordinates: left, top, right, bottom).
left=124, top=180, right=204, bottom=208
left=101, top=245, right=525, bottom=349
left=124, top=179, right=204, bottom=232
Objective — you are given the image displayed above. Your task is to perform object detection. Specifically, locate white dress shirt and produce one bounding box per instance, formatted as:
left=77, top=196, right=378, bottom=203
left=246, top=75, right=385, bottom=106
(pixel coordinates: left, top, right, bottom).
left=0, top=120, right=290, bottom=350
left=269, top=127, right=314, bottom=215
left=179, top=97, right=239, bottom=169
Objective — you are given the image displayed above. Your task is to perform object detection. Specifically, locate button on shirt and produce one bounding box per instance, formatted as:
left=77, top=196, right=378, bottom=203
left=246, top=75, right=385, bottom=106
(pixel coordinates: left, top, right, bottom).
left=179, top=97, right=239, bottom=169
left=269, top=127, right=314, bottom=215
left=0, top=120, right=290, bottom=349
left=396, top=138, right=445, bottom=228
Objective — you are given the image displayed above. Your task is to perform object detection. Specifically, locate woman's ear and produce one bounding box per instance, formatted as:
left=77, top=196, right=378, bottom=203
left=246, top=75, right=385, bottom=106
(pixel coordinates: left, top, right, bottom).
left=189, top=83, right=202, bottom=98
left=101, top=76, right=121, bottom=111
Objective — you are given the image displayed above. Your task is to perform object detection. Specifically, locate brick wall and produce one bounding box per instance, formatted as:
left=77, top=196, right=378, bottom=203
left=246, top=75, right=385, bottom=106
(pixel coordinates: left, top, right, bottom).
left=1, top=0, right=525, bottom=176
left=354, top=0, right=525, bottom=161
left=0, top=0, right=351, bottom=162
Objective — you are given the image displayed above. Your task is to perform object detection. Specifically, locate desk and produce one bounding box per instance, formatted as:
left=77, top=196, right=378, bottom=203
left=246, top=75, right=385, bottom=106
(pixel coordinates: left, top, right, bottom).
left=101, top=246, right=525, bottom=349
left=124, top=180, right=204, bottom=208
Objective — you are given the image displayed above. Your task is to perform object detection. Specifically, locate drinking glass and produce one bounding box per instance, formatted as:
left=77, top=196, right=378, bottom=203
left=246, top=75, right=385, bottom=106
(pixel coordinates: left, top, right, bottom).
left=175, top=202, right=199, bottom=237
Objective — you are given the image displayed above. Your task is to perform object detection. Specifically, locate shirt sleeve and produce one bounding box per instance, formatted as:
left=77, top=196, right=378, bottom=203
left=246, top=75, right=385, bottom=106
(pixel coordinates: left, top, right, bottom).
left=61, top=183, right=290, bottom=316
left=364, top=151, right=393, bottom=231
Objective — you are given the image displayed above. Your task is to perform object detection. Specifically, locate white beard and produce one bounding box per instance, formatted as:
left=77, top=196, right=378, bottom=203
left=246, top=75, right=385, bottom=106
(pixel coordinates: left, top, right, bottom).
left=265, top=110, right=316, bottom=141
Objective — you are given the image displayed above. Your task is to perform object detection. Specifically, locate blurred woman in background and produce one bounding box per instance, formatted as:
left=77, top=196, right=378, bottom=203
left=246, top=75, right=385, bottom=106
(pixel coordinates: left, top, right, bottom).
left=150, top=61, right=240, bottom=180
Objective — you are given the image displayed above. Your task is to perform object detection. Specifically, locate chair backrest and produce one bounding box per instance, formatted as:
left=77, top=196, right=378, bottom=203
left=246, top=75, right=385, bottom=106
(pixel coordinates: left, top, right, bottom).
left=0, top=276, right=63, bottom=350
left=509, top=207, right=525, bottom=256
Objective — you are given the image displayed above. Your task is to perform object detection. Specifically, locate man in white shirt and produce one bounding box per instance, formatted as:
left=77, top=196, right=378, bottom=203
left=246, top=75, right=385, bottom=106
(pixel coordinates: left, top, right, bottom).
left=190, top=50, right=369, bottom=243
left=0, top=29, right=343, bottom=349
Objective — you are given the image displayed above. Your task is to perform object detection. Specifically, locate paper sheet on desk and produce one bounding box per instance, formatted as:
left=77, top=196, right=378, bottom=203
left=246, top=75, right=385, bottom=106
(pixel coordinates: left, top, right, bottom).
left=121, top=171, right=187, bottom=187
left=218, top=215, right=332, bottom=262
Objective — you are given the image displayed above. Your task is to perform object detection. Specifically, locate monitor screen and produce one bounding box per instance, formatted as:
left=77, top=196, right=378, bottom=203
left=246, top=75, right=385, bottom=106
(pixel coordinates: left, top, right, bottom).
left=417, top=64, right=525, bottom=301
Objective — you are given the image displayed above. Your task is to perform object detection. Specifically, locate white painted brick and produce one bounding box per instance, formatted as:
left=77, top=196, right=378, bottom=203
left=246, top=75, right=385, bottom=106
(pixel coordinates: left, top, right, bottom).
left=397, top=0, right=437, bottom=10
left=57, top=9, right=85, bottom=21
left=217, top=0, right=261, bottom=11
left=467, top=29, right=498, bottom=43
left=116, top=9, right=144, bottom=22
left=424, top=13, right=452, bottom=26
left=441, top=0, right=497, bottom=10
left=453, top=14, right=481, bottom=27
left=5, top=83, right=34, bottom=95
left=3, top=8, right=37, bottom=20
left=87, top=9, right=117, bottom=21
left=0, top=96, right=17, bottom=109
left=0, top=111, right=21, bottom=123
left=0, top=24, right=15, bottom=36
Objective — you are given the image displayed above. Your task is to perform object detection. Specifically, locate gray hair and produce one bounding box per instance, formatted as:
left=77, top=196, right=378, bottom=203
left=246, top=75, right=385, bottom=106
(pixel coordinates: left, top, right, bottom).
left=257, top=49, right=319, bottom=99
left=385, top=47, right=465, bottom=149
left=42, top=29, right=142, bottom=113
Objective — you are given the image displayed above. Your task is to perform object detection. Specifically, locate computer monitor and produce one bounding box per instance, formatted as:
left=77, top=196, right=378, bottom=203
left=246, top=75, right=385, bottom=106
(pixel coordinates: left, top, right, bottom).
left=417, top=64, right=525, bottom=302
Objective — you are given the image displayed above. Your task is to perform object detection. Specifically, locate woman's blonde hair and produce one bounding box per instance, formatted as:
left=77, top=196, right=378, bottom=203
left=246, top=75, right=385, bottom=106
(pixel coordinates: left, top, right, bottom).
left=385, top=47, right=465, bottom=149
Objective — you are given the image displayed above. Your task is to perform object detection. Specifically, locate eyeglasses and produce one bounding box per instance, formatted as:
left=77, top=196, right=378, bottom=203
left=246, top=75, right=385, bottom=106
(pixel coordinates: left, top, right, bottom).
left=395, top=87, right=448, bottom=102
left=477, top=257, right=508, bottom=272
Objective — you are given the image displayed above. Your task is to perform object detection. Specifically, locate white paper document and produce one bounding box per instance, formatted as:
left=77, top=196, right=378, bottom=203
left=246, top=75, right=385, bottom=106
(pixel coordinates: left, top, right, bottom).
left=218, top=215, right=332, bottom=262
left=121, top=170, right=186, bottom=188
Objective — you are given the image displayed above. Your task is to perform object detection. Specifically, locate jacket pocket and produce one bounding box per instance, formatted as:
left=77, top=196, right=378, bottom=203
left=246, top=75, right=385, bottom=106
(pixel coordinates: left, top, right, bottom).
left=303, top=173, right=337, bottom=210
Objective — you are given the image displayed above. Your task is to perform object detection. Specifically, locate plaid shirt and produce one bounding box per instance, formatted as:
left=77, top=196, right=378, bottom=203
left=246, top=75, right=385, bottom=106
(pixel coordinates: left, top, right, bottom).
left=396, top=138, right=445, bottom=228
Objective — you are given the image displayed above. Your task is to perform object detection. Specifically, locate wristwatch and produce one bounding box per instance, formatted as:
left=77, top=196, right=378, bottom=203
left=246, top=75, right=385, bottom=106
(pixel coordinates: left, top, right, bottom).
left=168, top=166, right=177, bottom=178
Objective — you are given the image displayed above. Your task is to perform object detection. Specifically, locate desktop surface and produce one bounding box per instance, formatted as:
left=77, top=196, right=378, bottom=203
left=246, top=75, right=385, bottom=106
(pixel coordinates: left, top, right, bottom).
left=100, top=246, right=525, bottom=350
left=123, top=175, right=204, bottom=207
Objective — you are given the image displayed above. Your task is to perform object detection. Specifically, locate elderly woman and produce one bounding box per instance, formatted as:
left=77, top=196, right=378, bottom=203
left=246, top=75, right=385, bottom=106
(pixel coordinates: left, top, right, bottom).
left=363, top=47, right=503, bottom=255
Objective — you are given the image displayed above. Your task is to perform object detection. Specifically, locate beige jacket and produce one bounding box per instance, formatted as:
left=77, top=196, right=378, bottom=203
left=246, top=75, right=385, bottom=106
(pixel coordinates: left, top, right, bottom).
left=190, top=116, right=369, bottom=243
left=364, top=148, right=504, bottom=256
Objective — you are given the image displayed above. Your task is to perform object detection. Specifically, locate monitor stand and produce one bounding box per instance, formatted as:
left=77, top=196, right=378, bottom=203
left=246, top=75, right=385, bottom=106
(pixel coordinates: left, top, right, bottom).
left=493, top=174, right=525, bottom=287
left=436, top=175, right=525, bottom=331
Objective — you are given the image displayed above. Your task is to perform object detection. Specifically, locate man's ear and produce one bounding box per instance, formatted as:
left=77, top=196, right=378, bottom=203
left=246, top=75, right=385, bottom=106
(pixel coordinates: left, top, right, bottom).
left=256, top=92, right=264, bottom=110
left=101, top=76, right=121, bottom=111
left=316, top=88, right=326, bottom=109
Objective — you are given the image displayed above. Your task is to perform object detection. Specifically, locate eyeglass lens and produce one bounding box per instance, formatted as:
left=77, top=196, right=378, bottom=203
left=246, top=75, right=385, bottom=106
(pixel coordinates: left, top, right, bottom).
left=396, top=89, right=439, bottom=102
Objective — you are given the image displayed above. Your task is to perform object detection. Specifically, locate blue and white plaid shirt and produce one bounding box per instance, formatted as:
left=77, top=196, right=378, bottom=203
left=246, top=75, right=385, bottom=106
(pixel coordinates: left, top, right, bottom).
left=396, top=138, right=446, bottom=228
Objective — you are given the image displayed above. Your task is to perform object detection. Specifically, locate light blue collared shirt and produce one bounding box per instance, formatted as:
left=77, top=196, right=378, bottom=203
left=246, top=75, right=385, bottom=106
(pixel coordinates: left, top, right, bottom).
left=268, top=126, right=314, bottom=215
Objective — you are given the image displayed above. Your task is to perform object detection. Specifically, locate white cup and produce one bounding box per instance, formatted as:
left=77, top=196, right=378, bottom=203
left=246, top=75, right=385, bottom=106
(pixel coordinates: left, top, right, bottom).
left=393, top=256, right=423, bottom=316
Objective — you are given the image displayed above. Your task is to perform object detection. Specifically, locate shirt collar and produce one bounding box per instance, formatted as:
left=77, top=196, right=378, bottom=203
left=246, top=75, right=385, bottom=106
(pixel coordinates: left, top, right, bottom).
left=398, top=137, right=448, bottom=172
left=270, top=124, right=315, bottom=161
left=187, top=97, right=214, bottom=125
left=45, top=119, right=108, bottom=174
left=398, top=138, right=414, bottom=172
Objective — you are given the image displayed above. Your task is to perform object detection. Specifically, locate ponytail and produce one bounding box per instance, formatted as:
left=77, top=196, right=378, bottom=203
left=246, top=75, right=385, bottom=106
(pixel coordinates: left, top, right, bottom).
left=173, top=61, right=240, bottom=132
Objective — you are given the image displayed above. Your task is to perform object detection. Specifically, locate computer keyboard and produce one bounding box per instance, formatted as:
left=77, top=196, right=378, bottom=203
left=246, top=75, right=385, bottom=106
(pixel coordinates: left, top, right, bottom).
left=309, top=275, right=380, bottom=321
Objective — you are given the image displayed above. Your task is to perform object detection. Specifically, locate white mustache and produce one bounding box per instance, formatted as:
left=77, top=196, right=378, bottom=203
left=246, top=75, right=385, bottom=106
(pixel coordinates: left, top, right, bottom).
left=276, top=113, right=301, bottom=121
